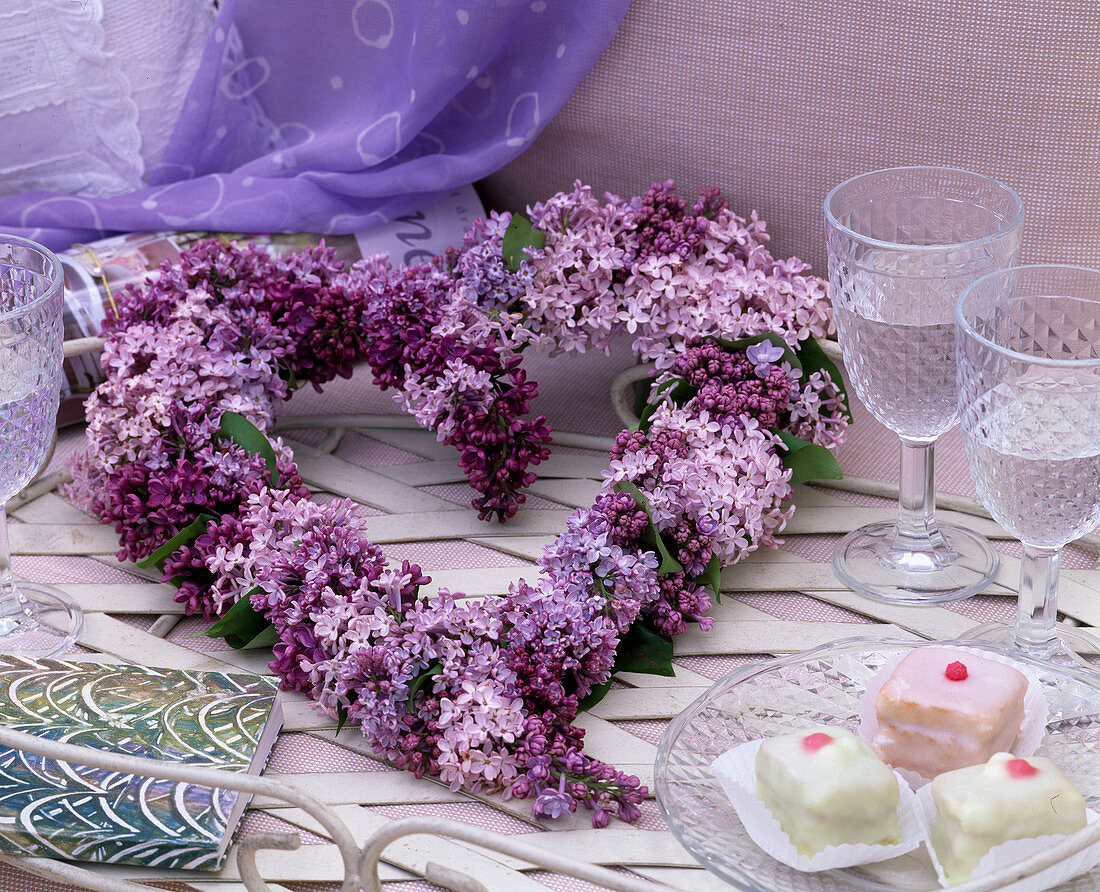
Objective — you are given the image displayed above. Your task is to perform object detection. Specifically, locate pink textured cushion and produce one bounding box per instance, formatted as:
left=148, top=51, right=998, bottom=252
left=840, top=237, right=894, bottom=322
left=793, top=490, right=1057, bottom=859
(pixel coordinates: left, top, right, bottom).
left=479, top=0, right=1099, bottom=273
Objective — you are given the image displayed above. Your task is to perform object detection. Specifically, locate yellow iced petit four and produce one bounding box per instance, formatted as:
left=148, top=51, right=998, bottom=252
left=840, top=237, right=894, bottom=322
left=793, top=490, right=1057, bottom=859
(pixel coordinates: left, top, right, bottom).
left=755, top=725, right=900, bottom=856
left=931, top=752, right=1086, bottom=884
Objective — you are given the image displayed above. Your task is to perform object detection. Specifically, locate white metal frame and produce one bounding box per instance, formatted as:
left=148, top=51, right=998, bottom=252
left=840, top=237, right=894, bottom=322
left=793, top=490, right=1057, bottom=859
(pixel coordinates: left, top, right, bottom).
left=0, top=725, right=673, bottom=891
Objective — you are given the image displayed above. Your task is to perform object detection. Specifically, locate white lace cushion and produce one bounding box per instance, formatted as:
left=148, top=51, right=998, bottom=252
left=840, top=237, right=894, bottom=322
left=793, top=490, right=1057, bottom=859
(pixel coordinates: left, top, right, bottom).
left=0, top=0, right=142, bottom=198
left=100, top=0, right=216, bottom=177
left=0, top=0, right=214, bottom=199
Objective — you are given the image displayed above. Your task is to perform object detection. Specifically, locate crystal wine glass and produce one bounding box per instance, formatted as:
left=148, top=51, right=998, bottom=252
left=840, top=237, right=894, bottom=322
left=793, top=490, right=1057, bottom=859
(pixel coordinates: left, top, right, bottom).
left=957, top=264, right=1100, bottom=664
left=825, top=167, right=1024, bottom=604
left=0, top=236, right=83, bottom=657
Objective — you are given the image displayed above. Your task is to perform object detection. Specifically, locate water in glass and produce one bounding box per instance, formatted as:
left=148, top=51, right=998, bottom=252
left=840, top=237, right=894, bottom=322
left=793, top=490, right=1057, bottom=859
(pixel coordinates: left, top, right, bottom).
left=0, top=236, right=84, bottom=657
left=836, top=309, right=957, bottom=440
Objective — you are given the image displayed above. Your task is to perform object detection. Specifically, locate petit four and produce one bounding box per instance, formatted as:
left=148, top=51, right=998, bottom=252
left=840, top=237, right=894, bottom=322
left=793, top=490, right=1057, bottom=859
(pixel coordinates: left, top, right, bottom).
left=755, top=726, right=900, bottom=855
left=931, top=752, right=1087, bottom=884
left=872, top=647, right=1027, bottom=777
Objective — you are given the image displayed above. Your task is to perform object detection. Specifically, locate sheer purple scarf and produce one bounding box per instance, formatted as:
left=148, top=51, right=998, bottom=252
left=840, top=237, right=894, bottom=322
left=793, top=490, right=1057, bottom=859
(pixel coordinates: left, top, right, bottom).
left=3, top=0, right=628, bottom=251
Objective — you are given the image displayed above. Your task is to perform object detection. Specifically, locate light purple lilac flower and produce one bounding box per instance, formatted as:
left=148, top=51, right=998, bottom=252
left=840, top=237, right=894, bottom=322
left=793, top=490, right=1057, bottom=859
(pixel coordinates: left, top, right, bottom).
left=746, top=340, right=786, bottom=375
left=64, top=184, right=847, bottom=829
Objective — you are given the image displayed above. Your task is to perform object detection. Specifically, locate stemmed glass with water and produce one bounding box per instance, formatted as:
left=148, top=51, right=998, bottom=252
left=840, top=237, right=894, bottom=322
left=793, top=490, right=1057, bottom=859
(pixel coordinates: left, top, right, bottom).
left=0, top=236, right=83, bottom=658
left=957, top=265, right=1100, bottom=664
left=824, top=167, right=1024, bottom=604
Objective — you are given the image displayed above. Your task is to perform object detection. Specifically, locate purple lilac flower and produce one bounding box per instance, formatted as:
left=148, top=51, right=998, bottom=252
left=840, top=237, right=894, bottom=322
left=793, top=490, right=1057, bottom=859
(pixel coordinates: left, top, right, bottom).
left=532, top=775, right=575, bottom=820
left=629, top=180, right=724, bottom=264
left=620, top=203, right=833, bottom=367
left=356, top=253, right=553, bottom=521
left=785, top=369, right=850, bottom=450
left=745, top=340, right=786, bottom=375
left=522, top=181, right=635, bottom=354
left=64, top=190, right=848, bottom=830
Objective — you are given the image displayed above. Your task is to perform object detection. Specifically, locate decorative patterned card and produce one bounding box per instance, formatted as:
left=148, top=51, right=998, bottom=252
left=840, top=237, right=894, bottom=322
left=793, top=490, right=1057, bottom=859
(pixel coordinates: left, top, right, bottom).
left=0, top=656, right=282, bottom=870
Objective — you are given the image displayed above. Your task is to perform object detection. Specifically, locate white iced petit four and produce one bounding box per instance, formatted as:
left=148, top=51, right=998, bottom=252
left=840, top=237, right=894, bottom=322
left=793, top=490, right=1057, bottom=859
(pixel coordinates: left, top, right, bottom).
left=872, top=647, right=1027, bottom=777
left=930, top=752, right=1087, bottom=884
left=754, top=725, right=900, bottom=855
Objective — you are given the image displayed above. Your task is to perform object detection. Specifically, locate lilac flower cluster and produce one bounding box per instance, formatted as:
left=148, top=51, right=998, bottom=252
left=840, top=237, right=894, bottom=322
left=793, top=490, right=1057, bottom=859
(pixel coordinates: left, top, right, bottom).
left=262, top=245, right=372, bottom=387
left=675, top=340, right=794, bottom=429
left=498, top=502, right=659, bottom=822
left=161, top=460, right=310, bottom=620
left=617, top=186, right=833, bottom=367
left=66, top=182, right=848, bottom=828
left=787, top=369, right=851, bottom=448
left=521, top=182, right=635, bottom=354
left=66, top=248, right=299, bottom=564
left=449, top=212, right=535, bottom=317
left=254, top=497, right=655, bottom=819
left=514, top=180, right=831, bottom=367
left=630, top=179, right=725, bottom=264
left=602, top=337, right=847, bottom=636
left=356, top=246, right=553, bottom=521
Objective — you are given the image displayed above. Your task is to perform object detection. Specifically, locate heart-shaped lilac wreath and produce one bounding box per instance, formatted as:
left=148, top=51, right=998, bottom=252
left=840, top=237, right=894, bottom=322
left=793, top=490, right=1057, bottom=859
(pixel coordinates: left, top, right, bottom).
left=67, top=181, right=849, bottom=826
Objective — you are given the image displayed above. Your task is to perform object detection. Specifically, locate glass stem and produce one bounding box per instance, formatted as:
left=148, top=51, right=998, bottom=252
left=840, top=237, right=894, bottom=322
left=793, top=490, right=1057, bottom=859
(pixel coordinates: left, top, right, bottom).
left=0, top=504, right=22, bottom=626
left=895, top=438, right=942, bottom=548
left=1012, top=544, right=1061, bottom=656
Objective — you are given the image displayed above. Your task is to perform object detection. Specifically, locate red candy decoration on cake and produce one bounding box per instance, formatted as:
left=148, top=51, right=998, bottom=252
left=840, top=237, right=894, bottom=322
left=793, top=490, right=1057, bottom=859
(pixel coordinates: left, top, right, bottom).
left=944, top=660, right=968, bottom=681
left=800, top=732, right=834, bottom=753
left=1006, top=757, right=1039, bottom=778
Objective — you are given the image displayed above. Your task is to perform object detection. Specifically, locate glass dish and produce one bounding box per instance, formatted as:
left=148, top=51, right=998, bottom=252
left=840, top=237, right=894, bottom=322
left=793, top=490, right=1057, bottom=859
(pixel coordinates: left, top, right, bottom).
left=654, top=637, right=1100, bottom=891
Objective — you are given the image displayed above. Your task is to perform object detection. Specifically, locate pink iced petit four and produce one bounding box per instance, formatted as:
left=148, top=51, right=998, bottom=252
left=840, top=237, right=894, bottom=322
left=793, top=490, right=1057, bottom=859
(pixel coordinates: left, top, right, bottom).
left=872, top=647, right=1027, bottom=778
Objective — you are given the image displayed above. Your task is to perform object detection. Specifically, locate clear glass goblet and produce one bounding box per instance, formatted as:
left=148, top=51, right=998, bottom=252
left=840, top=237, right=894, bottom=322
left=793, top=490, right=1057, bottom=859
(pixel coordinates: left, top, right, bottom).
left=957, top=264, right=1100, bottom=664
left=825, top=167, right=1024, bottom=604
left=0, top=236, right=83, bottom=658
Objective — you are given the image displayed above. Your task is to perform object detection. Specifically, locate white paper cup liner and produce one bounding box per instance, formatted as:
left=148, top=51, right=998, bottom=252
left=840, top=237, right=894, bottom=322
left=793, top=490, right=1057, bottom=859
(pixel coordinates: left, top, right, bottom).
left=711, top=738, right=923, bottom=872
left=916, top=783, right=1100, bottom=890
left=857, top=645, right=1048, bottom=788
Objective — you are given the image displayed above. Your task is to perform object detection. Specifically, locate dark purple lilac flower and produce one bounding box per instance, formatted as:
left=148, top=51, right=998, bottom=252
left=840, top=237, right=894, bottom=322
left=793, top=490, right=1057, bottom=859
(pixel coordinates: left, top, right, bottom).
left=64, top=187, right=848, bottom=830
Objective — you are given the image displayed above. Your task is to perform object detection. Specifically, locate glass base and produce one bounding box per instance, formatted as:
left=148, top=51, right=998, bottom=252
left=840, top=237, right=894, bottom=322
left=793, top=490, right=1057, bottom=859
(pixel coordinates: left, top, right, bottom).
left=0, top=584, right=84, bottom=659
left=964, top=620, right=1100, bottom=671
left=832, top=520, right=999, bottom=605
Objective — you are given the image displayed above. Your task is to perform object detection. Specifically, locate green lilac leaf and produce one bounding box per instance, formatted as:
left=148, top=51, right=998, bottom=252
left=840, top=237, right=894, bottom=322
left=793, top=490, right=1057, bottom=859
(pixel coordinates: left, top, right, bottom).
left=576, top=624, right=677, bottom=717
left=335, top=705, right=350, bottom=735
left=578, top=678, right=614, bottom=711
left=612, top=621, right=676, bottom=677
left=635, top=378, right=696, bottom=432
left=217, top=411, right=280, bottom=484
left=135, top=514, right=214, bottom=570
left=234, top=624, right=280, bottom=650
left=774, top=429, right=843, bottom=485
left=578, top=622, right=676, bottom=712
left=204, top=590, right=277, bottom=650
left=501, top=214, right=547, bottom=272
left=613, top=480, right=684, bottom=575
left=405, top=662, right=443, bottom=712
left=693, top=552, right=723, bottom=603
